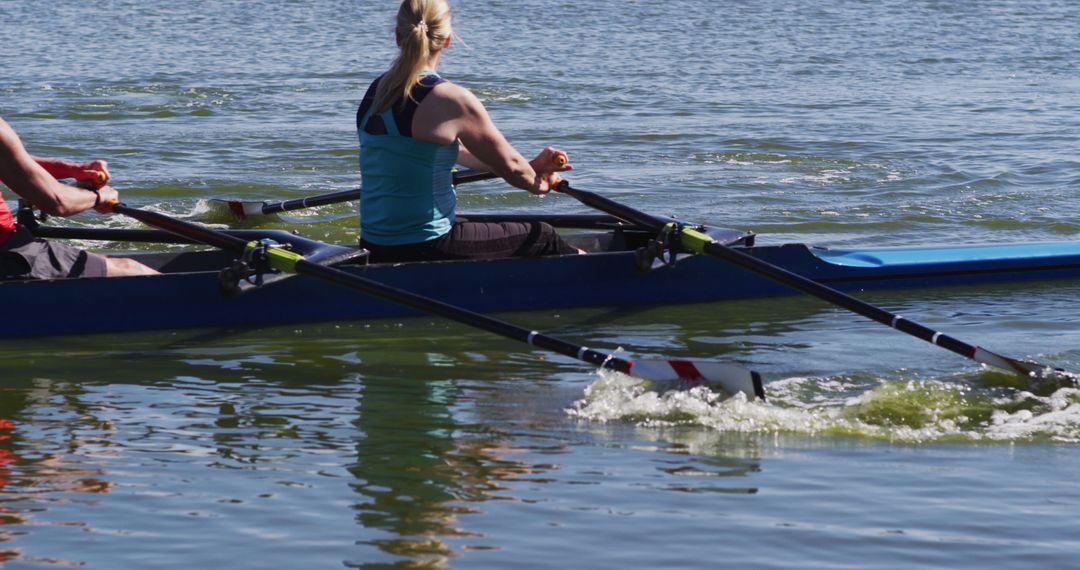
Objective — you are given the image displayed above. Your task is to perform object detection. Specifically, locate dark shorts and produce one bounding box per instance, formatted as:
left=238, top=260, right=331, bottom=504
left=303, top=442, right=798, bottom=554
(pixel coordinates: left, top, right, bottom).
left=361, top=219, right=578, bottom=263
left=0, top=225, right=108, bottom=280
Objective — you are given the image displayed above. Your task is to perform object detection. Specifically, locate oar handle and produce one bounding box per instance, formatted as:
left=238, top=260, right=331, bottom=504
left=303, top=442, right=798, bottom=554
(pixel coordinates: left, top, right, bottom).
left=548, top=154, right=569, bottom=190
left=98, top=197, right=119, bottom=215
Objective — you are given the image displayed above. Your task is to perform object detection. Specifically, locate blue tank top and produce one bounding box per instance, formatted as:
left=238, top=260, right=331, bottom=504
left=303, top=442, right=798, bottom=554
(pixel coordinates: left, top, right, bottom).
left=356, top=73, right=460, bottom=246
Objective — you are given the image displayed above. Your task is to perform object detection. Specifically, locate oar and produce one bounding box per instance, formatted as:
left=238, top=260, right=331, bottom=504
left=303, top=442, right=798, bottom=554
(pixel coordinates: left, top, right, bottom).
left=207, top=168, right=499, bottom=220
left=102, top=200, right=765, bottom=400
left=550, top=176, right=1072, bottom=389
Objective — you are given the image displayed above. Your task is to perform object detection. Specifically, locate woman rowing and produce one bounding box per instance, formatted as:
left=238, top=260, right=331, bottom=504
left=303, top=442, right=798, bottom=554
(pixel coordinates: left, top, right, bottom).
left=356, top=0, right=580, bottom=262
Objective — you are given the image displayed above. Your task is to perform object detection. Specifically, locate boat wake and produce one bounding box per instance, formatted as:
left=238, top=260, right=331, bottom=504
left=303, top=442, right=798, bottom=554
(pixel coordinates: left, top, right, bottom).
left=568, top=369, right=1080, bottom=443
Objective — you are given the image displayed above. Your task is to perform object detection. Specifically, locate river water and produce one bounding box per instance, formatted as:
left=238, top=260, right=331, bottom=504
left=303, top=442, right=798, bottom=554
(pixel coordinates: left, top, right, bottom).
left=2, top=0, right=1080, bottom=567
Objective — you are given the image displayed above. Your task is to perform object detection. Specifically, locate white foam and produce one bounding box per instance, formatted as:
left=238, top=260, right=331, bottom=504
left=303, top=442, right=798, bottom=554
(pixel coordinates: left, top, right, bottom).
left=567, top=370, right=1080, bottom=443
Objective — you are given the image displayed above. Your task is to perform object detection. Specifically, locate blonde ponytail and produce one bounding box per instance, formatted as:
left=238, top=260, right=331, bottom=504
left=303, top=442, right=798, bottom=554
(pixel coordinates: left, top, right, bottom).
left=373, top=0, right=453, bottom=115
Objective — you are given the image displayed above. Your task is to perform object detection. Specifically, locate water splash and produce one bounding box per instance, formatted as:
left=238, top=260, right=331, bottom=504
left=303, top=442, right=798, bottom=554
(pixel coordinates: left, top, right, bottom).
left=568, top=370, right=1080, bottom=443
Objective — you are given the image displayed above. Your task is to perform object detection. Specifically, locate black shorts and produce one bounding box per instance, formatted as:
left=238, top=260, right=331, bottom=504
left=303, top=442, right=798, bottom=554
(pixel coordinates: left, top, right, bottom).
left=0, top=225, right=108, bottom=280
left=361, top=219, right=578, bottom=263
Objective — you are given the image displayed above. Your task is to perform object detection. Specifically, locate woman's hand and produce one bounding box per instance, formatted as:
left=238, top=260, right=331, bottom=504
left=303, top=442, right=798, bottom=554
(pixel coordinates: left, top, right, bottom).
left=526, top=147, right=571, bottom=194
left=72, top=159, right=111, bottom=188
left=527, top=171, right=561, bottom=195
left=529, top=147, right=571, bottom=174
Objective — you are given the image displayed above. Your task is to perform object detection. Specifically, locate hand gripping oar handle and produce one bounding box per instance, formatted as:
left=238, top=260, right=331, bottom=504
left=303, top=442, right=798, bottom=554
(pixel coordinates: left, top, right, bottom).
left=551, top=180, right=1065, bottom=387
left=105, top=200, right=764, bottom=399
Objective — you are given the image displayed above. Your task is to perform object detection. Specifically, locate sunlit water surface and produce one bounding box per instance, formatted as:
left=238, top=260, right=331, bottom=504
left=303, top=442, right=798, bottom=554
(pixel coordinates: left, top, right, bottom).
left=2, top=0, right=1080, bottom=567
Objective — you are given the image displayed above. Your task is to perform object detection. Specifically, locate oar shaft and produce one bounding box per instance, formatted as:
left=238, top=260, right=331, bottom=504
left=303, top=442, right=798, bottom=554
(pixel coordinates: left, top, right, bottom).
left=297, top=257, right=764, bottom=398
left=292, top=258, right=630, bottom=370
left=556, top=184, right=668, bottom=229
left=555, top=181, right=1040, bottom=378
left=113, top=203, right=250, bottom=251
left=260, top=169, right=499, bottom=215
left=698, top=240, right=978, bottom=360
left=452, top=169, right=500, bottom=185
left=111, top=202, right=636, bottom=372
left=262, top=189, right=360, bottom=215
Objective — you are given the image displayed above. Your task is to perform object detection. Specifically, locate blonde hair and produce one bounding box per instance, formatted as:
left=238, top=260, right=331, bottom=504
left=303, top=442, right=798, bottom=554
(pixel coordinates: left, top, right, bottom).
left=373, top=0, right=453, bottom=115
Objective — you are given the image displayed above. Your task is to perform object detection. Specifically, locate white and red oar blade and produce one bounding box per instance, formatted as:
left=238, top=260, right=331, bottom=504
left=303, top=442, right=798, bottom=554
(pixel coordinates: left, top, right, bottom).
left=204, top=199, right=268, bottom=221
left=625, top=359, right=766, bottom=400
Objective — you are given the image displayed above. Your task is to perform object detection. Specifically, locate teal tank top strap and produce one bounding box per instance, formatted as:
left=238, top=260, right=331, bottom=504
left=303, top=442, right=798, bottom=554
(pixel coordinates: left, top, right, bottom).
left=358, top=106, right=401, bottom=137
left=357, top=71, right=439, bottom=133
left=358, top=104, right=373, bottom=131
left=380, top=110, right=400, bottom=136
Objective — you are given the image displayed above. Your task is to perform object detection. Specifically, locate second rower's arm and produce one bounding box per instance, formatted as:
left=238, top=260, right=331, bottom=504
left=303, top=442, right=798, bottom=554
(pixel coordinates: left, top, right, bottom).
left=0, top=118, right=115, bottom=216
left=33, top=156, right=111, bottom=187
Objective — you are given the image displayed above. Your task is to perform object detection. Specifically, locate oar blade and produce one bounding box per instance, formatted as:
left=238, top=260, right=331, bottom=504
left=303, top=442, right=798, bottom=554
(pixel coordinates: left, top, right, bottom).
left=972, top=346, right=1043, bottom=377
left=203, top=198, right=268, bottom=221
left=626, top=359, right=766, bottom=400
left=973, top=347, right=1080, bottom=393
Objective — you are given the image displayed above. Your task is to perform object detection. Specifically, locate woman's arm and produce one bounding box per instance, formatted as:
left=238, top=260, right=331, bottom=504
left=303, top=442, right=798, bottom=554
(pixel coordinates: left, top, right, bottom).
left=455, top=146, right=491, bottom=172
left=415, top=84, right=570, bottom=194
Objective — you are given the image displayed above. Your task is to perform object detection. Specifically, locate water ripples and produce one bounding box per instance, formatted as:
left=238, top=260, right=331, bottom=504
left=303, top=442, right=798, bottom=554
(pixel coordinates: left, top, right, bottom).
left=3, top=0, right=1080, bottom=567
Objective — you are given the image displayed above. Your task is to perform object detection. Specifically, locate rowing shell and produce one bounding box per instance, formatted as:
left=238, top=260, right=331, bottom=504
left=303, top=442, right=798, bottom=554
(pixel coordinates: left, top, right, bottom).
left=6, top=220, right=1080, bottom=338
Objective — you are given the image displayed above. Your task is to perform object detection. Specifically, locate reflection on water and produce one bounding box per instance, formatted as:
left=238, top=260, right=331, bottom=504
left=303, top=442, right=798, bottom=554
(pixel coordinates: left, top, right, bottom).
left=0, top=380, right=115, bottom=566
left=0, top=298, right=1078, bottom=565
left=0, top=331, right=581, bottom=567
left=0, top=324, right=771, bottom=566
left=347, top=372, right=525, bottom=567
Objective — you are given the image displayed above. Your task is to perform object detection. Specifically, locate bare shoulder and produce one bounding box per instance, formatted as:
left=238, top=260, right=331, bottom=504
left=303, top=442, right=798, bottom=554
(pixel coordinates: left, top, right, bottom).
left=413, top=81, right=492, bottom=144
left=0, top=118, right=22, bottom=155
left=0, top=117, right=15, bottom=142
left=427, top=81, right=485, bottom=118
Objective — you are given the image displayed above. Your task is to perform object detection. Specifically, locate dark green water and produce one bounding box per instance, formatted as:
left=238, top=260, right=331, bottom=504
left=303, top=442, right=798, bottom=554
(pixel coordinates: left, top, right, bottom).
left=3, top=0, right=1080, bottom=567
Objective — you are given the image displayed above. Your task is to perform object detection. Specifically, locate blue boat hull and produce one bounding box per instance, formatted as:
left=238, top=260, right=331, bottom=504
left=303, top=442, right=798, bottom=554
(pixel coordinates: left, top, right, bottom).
left=5, top=238, right=1080, bottom=338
